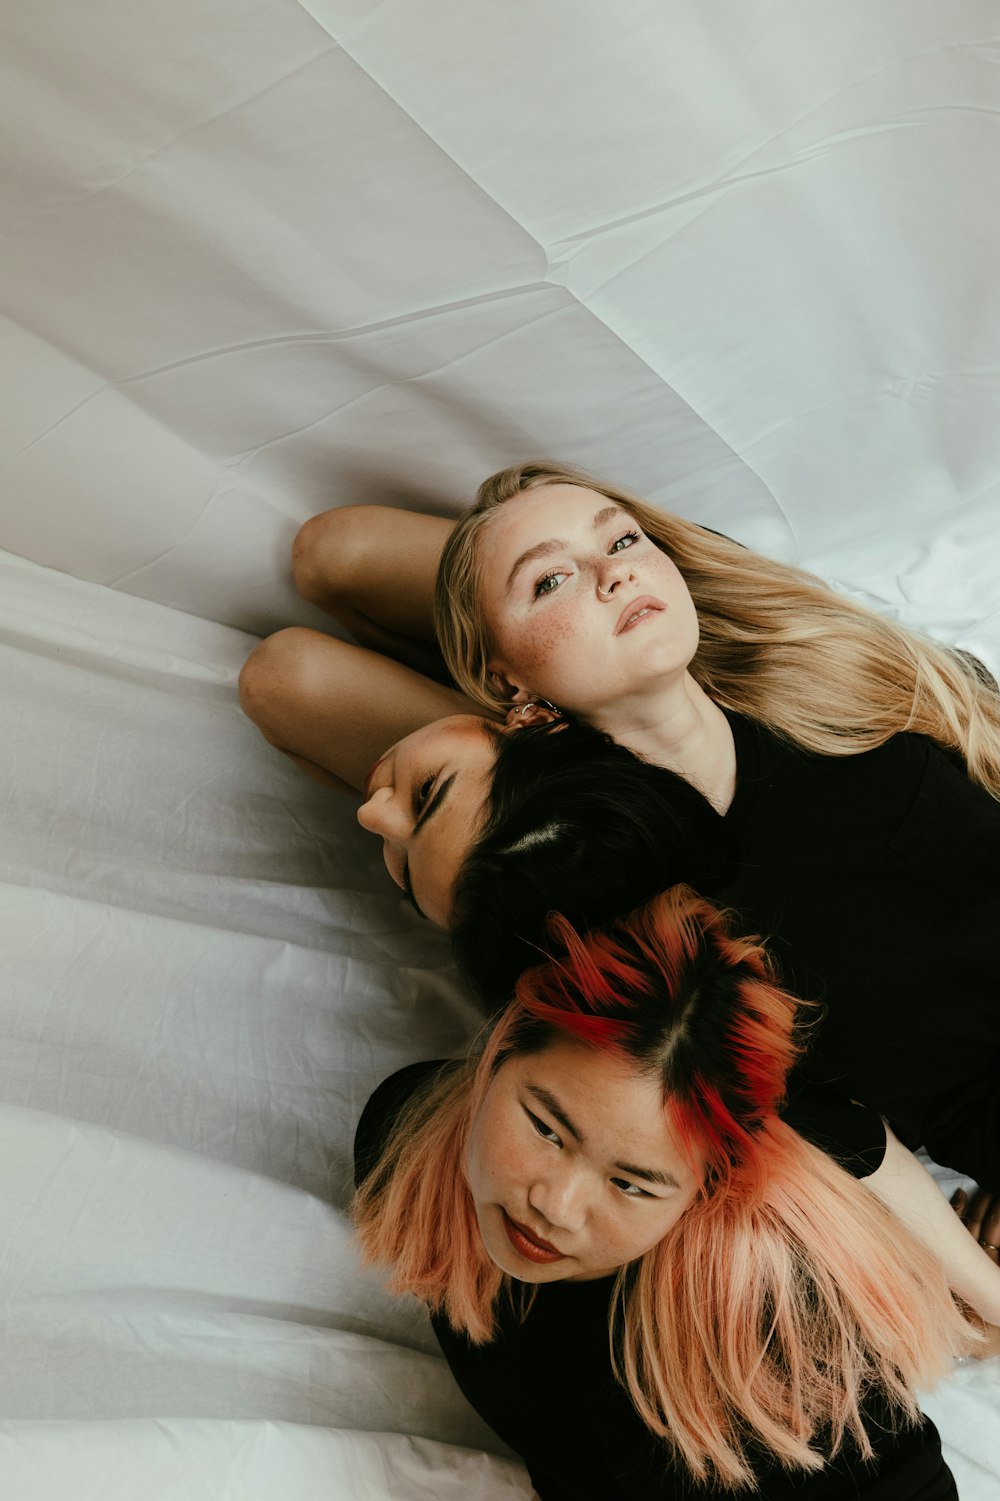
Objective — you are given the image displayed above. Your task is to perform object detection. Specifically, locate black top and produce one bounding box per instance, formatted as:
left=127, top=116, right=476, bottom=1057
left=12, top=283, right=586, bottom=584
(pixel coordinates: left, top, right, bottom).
left=355, top=1062, right=956, bottom=1501
left=719, top=714, right=1000, bottom=1184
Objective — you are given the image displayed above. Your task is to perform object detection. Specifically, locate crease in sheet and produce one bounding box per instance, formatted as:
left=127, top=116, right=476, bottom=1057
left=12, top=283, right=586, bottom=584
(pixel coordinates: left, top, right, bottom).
left=551, top=119, right=918, bottom=257
left=319, top=23, right=1000, bottom=263
left=0, top=877, right=406, bottom=959
left=220, top=292, right=571, bottom=467
left=738, top=369, right=1000, bottom=455
left=0, top=616, right=238, bottom=692
left=0, top=41, right=342, bottom=247
left=0, top=282, right=556, bottom=477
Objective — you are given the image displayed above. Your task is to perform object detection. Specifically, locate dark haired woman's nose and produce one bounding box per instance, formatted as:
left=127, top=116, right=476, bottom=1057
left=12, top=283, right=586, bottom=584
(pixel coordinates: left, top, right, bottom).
left=357, top=785, right=409, bottom=840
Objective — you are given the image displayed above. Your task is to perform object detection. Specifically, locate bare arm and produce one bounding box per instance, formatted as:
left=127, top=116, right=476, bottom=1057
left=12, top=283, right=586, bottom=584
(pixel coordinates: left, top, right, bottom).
left=292, top=505, right=455, bottom=679
left=865, top=1124, right=1000, bottom=1326
left=239, top=627, right=480, bottom=794
left=951, top=1183, right=1000, bottom=1257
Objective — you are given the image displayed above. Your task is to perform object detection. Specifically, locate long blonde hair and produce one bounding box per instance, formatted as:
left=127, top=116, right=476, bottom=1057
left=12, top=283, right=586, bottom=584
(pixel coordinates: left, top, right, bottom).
left=355, top=889, right=974, bottom=1487
left=434, top=459, right=1000, bottom=797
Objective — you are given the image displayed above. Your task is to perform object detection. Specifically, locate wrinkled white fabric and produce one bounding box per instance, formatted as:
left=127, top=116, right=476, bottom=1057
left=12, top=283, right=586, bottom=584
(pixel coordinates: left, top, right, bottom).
left=1, top=0, right=999, bottom=1496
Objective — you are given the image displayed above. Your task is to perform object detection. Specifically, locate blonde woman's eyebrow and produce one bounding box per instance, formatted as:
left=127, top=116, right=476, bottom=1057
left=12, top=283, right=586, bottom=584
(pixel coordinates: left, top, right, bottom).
left=506, top=537, right=567, bottom=591
left=505, top=506, right=628, bottom=591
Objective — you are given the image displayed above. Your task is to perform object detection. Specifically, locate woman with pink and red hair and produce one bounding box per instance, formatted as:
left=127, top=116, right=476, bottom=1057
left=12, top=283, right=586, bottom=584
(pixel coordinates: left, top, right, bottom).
left=354, top=888, right=977, bottom=1501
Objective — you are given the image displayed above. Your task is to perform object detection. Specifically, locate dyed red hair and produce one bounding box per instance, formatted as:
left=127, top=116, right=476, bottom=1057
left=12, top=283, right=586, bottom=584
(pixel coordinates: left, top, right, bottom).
left=355, top=889, right=972, bottom=1485
left=517, top=892, right=799, bottom=1183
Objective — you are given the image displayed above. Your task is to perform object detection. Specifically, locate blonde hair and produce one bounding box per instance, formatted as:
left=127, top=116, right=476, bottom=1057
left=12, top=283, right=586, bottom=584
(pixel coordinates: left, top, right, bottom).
left=435, top=459, right=1000, bottom=797
left=355, top=889, right=974, bottom=1487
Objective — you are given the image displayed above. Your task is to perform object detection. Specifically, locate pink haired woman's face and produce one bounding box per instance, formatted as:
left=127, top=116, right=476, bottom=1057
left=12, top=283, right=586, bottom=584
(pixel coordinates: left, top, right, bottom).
left=478, top=485, right=700, bottom=718
left=465, top=1033, right=704, bottom=1284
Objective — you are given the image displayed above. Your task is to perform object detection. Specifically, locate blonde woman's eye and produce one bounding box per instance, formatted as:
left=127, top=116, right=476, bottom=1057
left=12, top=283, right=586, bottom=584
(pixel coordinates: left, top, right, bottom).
left=534, top=570, right=569, bottom=598
left=610, top=531, right=640, bottom=553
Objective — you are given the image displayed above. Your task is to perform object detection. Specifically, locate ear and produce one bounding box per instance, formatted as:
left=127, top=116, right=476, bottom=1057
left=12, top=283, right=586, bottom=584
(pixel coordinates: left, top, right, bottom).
left=504, top=702, right=563, bottom=731
left=487, top=659, right=533, bottom=705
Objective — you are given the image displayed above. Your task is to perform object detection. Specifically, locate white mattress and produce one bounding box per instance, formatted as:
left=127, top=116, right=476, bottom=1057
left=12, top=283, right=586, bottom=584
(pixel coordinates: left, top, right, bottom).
left=1, top=1, right=998, bottom=1496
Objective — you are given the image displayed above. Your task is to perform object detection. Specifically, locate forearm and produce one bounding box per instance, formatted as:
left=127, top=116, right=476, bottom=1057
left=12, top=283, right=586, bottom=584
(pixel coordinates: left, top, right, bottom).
left=865, top=1124, right=1000, bottom=1324
left=293, top=506, right=453, bottom=637
left=289, top=505, right=457, bottom=677
left=239, top=628, right=477, bottom=792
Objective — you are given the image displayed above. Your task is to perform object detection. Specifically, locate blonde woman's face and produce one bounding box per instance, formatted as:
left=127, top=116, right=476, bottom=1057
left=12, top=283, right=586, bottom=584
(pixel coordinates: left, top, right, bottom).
left=465, top=1033, right=703, bottom=1284
left=478, top=485, right=700, bottom=717
left=356, top=715, right=498, bottom=927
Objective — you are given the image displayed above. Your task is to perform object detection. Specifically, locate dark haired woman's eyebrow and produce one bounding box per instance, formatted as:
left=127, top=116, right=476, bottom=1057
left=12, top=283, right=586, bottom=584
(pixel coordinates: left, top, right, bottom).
left=401, top=862, right=426, bottom=920
left=402, top=773, right=458, bottom=920
left=527, top=1083, right=680, bottom=1189
left=413, top=773, right=457, bottom=834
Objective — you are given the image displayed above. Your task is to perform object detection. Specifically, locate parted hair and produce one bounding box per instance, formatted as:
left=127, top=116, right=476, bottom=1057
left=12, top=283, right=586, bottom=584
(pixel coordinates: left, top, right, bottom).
left=452, top=715, right=734, bottom=1009
left=434, top=459, right=1000, bottom=797
left=354, top=888, right=972, bottom=1488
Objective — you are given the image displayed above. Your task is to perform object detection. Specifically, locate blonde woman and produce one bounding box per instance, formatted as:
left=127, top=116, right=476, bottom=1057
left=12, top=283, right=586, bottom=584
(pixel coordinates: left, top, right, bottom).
left=434, top=462, right=1000, bottom=792
left=355, top=889, right=976, bottom=1500
left=239, top=459, right=1000, bottom=1260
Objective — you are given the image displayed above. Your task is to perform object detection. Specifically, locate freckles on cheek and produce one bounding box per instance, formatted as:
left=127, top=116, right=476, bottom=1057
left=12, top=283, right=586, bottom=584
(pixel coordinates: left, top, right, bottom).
left=514, top=613, right=575, bottom=673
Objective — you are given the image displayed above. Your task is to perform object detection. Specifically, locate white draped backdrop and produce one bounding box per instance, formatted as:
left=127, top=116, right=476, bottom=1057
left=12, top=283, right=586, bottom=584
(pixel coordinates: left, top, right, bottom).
left=1, top=2, right=999, bottom=1496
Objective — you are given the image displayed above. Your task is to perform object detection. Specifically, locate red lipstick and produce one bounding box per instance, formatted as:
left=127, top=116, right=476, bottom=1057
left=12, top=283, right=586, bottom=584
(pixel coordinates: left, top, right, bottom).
left=614, top=596, right=664, bottom=636
left=502, top=1211, right=566, bottom=1265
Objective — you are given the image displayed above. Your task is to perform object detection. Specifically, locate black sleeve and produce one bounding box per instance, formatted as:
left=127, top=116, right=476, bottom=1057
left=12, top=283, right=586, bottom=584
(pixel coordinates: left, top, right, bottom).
left=354, top=1059, right=454, bottom=1190
left=781, top=1084, right=887, bottom=1178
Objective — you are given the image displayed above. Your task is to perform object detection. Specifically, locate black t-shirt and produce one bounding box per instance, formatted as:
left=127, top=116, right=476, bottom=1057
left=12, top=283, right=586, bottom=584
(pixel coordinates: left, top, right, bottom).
left=720, top=714, right=1000, bottom=1183
left=354, top=1062, right=956, bottom=1501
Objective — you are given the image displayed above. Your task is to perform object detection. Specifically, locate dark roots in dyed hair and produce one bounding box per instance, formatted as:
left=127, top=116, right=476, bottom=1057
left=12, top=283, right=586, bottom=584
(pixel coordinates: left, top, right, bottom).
left=450, top=719, right=735, bottom=1011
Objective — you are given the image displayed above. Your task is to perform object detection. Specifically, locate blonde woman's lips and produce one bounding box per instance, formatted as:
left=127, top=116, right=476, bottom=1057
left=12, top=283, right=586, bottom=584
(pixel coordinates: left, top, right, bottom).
left=614, top=597, right=664, bottom=635
left=502, top=1211, right=566, bottom=1264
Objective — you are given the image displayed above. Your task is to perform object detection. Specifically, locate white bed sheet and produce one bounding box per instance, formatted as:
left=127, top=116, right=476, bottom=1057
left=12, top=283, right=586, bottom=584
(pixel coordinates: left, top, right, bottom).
left=1, top=0, right=999, bottom=1496
left=0, top=548, right=525, bottom=1496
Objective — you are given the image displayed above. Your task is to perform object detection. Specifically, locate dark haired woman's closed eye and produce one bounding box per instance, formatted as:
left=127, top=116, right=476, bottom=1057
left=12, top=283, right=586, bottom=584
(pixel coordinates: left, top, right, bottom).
left=414, top=775, right=435, bottom=814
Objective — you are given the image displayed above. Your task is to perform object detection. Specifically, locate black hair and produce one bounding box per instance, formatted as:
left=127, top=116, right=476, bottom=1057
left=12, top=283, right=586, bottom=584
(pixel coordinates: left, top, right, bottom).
left=450, top=718, right=735, bottom=1011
